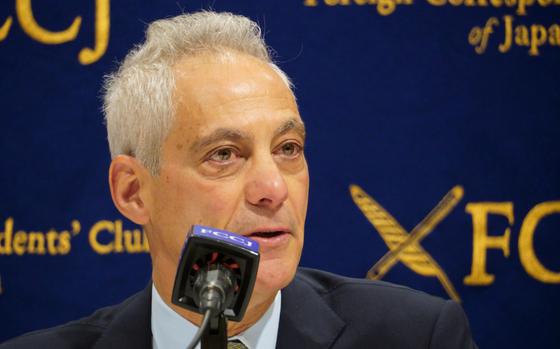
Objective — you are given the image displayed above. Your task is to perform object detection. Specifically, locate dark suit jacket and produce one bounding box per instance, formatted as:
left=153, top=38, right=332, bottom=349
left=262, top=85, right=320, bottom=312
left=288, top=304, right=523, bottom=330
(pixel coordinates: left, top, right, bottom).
left=1, top=268, right=477, bottom=348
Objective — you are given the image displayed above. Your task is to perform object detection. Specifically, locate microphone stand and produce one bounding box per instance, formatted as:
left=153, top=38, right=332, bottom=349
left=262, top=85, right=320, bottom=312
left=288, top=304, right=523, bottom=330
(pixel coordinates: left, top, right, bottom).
left=201, top=312, right=227, bottom=349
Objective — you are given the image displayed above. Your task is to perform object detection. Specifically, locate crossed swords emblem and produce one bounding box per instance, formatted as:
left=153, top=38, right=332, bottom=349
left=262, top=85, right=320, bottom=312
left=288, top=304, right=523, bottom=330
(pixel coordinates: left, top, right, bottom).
left=350, top=184, right=464, bottom=302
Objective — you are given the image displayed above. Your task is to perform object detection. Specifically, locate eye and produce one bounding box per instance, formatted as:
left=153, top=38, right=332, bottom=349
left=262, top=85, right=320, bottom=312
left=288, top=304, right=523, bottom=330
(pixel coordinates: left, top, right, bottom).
left=276, top=141, right=303, bottom=158
left=208, top=148, right=237, bottom=163
left=200, top=146, right=245, bottom=178
left=281, top=143, right=297, bottom=156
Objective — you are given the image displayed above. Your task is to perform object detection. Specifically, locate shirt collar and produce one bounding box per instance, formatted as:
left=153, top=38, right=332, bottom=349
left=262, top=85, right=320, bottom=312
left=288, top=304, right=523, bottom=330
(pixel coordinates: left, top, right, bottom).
left=151, top=285, right=281, bottom=349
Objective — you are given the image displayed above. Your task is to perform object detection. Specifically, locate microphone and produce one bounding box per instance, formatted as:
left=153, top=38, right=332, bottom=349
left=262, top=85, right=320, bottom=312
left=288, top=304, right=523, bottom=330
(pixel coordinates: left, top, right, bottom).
left=172, top=225, right=260, bottom=349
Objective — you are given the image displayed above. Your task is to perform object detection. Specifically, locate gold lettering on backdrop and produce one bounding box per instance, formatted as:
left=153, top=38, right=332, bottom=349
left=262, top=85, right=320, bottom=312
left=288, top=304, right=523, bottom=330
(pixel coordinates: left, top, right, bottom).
left=0, top=218, right=13, bottom=255
left=89, top=220, right=114, bottom=254
left=0, top=217, right=80, bottom=256
left=518, top=201, right=560, bottom=283
left=307, top=0, right=560, bottom=13
left=16, top=0, right=82, bottom=44
left=464, top=202, right=513, bottom=286
left=529, top=24, right=548, bottom=55
left=304, top=0, right=560, bottom=55
left=470, top=15, right=560, bottom=55
left=549, top=25, right=560, bottom=45
left=516, top=0, right=533, bottom=15
left=27, top=231, right=46, bottom=254
left=1, top=0, right=110, bottom=64
left=89, top=219, right=149, bottom=254
left=514, top=23, right=531, bottom=46
left=13, top=230, right=26, bottom=255
left=0, top=218, right=146, bottom=293
left=0, top=217, right=146, bottom=256
left=499, top=15, right=514, bottom=52
left=124, top=229, right=147, bottom=253
left=421, top=0, right=560, bottom=14
left=303, top=0, right=414, bottom=16
left=0, top=16, right=12, bottom=41
left=78, top=0, right=110, bottom=65
left=426, top=0, right=445, bottom=5
left=350, top=184, right=463, bottom=301
left=469, top=17, right=499, bottom=54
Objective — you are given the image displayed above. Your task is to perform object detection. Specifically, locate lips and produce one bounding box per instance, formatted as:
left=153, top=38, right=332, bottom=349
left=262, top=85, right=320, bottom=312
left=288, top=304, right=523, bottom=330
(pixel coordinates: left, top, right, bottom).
left=242, top=228, right=291, bottom=249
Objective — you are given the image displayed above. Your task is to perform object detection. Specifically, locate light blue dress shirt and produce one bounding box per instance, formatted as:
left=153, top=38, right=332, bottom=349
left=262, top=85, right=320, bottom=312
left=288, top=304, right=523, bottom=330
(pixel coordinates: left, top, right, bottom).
left=151, top=285, right=281, bottom=349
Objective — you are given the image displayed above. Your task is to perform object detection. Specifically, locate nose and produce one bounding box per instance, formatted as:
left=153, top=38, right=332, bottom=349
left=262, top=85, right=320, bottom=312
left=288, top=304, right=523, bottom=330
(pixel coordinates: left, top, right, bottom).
left=245, top=154, right=288, bottom=210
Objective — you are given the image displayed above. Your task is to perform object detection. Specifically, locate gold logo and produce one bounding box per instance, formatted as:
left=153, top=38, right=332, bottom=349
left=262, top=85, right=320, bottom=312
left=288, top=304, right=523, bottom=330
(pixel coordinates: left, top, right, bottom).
left=350, top=184, right=463, bottom=302
left=1, top=0, right=110, bottom=65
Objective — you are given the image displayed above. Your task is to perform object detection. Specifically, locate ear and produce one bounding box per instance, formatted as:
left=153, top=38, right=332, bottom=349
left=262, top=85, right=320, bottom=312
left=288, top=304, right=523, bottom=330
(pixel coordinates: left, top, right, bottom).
left=108, top=155, right=151, bottom=225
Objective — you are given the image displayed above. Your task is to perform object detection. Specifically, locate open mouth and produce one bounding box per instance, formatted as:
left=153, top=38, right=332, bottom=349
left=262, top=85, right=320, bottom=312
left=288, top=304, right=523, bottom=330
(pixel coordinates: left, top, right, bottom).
left=248, top=231, right=285, bottom=238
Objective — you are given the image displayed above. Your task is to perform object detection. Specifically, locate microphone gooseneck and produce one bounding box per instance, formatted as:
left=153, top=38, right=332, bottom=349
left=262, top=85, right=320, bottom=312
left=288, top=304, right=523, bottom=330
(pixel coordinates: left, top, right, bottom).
left=185, top=309, right=212, bottom=349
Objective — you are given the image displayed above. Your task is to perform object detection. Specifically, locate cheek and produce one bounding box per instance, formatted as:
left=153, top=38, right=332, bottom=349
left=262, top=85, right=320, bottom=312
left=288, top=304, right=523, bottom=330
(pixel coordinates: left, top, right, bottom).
left=288, top=170, right=310, bottom=220
left=200, top=183, right=234, bottom=213
left=196, top=178, right=244, bottom=221
left=160, top=169, right=245, bottom=229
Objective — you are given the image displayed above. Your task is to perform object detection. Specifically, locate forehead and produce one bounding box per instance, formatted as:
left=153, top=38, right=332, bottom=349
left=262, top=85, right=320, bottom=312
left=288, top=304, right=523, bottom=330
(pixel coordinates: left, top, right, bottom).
left=170, top=51, right=299, bottom=131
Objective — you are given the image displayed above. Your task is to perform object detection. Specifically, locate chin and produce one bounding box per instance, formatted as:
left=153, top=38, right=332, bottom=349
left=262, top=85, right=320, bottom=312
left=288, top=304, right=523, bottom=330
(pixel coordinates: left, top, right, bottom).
left=253, top=257, right=298, bottom=298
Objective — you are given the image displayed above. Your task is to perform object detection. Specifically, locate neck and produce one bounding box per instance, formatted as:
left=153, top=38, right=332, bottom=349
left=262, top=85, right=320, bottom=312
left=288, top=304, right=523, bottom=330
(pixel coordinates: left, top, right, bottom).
left=152, top=262, right=275, bottom=337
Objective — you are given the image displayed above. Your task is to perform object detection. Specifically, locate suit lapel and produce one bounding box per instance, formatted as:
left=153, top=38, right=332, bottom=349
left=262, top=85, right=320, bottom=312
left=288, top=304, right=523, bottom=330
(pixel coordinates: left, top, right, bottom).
left=276, top=273, right=346, bottom=349
left=92, top=285, right=152, bottom=349
left=90, top=274, right=346, bottom=349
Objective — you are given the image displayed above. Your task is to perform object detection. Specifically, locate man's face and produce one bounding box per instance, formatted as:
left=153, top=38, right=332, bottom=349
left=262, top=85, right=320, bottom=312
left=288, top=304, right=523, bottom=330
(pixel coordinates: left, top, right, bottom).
left=145, top=51, right=309, bottom=305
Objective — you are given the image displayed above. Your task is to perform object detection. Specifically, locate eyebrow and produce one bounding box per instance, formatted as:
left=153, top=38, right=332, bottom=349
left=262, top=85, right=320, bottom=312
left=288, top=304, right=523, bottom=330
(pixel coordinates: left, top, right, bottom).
left=190, top=128, right=250, bottom=152
left=189, top=118, right=306, bottom=152
left=275, top=118, right=306, bottom=141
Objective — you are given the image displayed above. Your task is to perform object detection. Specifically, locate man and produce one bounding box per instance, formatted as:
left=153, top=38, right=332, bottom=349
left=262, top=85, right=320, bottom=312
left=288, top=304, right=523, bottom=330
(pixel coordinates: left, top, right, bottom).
left=1, top=11, right=477, bottom=349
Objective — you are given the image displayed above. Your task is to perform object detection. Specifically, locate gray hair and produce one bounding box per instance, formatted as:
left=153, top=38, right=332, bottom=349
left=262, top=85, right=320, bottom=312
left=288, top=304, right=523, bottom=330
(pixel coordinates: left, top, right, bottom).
left=103, top=11, right=293, bottom=175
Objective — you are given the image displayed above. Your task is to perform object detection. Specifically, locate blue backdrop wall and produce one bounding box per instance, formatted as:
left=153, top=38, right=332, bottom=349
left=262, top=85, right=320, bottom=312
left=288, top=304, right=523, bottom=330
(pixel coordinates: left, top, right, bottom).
left=1, top=1, right=559, bottom=348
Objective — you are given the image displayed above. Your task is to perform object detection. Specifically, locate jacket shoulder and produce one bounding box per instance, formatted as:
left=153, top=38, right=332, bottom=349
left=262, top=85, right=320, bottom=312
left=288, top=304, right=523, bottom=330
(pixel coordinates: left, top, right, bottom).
left=0, top=290, right=146, bottom=349
left=295, top=267, right=444, bottom=305
left=292, top=268, right=477, bottom=349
